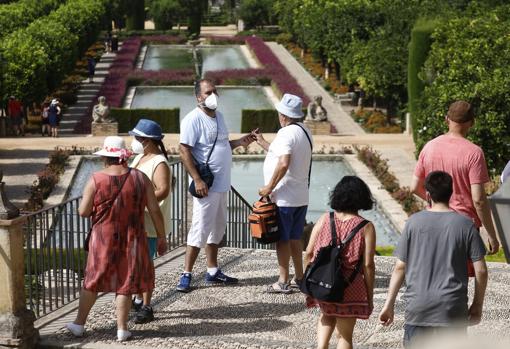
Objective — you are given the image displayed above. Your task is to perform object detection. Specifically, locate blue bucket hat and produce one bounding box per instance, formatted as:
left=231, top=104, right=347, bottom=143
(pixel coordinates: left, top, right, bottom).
left=275, top=93, right=304, bottom=118
left=129, top=119, right=164, bottom=140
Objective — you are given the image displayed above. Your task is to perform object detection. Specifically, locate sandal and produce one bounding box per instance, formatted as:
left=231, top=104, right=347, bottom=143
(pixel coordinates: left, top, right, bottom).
left=289, top=278, right=302, bottom=289
left=266, top=282, right=292, bottom=294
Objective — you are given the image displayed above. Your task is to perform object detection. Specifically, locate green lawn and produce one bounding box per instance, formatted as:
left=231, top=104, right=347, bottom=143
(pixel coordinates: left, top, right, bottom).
left=376, top=246, right=508, bottom=263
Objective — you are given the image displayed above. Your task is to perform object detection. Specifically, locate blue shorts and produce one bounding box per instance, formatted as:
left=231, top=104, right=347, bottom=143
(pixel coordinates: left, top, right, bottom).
left=277, top=206, right=308, bottom=241
left=147, top=237, right=157, bottom=259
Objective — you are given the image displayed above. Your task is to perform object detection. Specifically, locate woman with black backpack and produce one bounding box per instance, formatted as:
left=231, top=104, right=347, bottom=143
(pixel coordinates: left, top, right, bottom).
left=303, top=176, right=376, bottom=349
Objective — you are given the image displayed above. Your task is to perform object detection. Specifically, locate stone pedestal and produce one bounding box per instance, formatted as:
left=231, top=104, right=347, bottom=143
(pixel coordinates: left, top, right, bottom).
left=91, top=122, right=118, bottom=137
left=304, top=120, right=331, bottom=135
left=0, top=217, right=39, bottom=348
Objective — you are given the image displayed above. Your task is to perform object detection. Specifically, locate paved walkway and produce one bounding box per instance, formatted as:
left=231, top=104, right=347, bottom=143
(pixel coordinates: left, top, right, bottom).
left=36, top=248, right=510, bottom=349
left=266, top=42, right=365, bottom=136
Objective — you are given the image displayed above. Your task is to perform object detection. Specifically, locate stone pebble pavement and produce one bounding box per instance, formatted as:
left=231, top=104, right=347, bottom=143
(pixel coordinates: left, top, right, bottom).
left=37, top=248, right=510, bottom=349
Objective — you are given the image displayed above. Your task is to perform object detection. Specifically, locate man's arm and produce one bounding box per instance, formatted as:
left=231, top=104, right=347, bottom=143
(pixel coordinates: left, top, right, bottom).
left=471, top=183, right=500, bottom=254
left=230, top=133, right=255, bottom=149
left=258, top=154, right=290, bottom=197
left=179, top=143, right=208, bottom=197
left=379, top=259, right=406, bottom=326
left=468, top=259, right=488, bottom=325
left=410, top=175, right=426, bottom=200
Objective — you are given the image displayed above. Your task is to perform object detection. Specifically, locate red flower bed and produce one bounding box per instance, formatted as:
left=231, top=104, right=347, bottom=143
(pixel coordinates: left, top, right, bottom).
left=141, top=35, right=187, bottom=45
left=128, top=69, right=195, bottom=86
left=246, top=36, right=309, bottom=105
left=203, top=35, right=248, bottom=45
left=204, top=68, right=272, bottom=85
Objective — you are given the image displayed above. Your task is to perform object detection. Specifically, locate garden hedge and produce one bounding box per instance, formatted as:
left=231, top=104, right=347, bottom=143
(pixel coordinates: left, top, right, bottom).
left=0, top=0, right=107, bottom=104
left=25, top=248, right=86, bottom=275
left=0, top=0, right=66, bottom=39
left=408, top=18, right=439, bottom=141
left=110, top=108, right=180, bottom=133
left=414, top=9, right=510, bottom=173
left=241, top=109, right=280, bottom=133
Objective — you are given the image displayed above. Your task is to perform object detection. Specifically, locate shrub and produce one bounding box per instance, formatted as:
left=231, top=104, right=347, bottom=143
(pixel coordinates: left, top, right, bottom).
left=128, top=69, right=195, bottom=86
left=415, top=11, right=510, bottom=173
left=239, top=0, right=275, bottom=30
left=356, top=145, right=422, bottom=215
left=24, top=248, right=87, bottom=275
left=204, top=68, right=272, bottom=86
left=0, top=0, right=65, bottom=39
left=203, top=35, right=248, bottom=45
left=110, top=108, right=180, bottom=133
left=150, top=0, right=185, bottom=30
left=241, top=109, right=280, bottom=133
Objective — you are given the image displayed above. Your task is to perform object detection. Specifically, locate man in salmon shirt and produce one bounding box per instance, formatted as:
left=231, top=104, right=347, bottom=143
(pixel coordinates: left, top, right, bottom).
left=411, top=100, right=500, bottom=254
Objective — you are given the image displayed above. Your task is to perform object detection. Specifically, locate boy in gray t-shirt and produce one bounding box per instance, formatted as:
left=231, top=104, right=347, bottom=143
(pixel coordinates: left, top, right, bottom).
left=379, top=171, right=488, bottom=347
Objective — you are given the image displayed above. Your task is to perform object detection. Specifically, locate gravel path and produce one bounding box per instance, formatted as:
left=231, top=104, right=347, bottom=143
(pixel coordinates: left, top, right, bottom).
left=37, top=248, right=510, bottom=349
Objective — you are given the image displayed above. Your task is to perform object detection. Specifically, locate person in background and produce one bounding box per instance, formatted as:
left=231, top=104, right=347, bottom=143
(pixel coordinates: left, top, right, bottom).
left=48, top=98, right=61, bottom=138
left=129, top=119, right=172, bottom=324
left=305, top=176, right=376, bottom=349
left=66, top=136, right=167, bottom=342
left=176, top=78, right=256, bottom=293
left=256, top=93, right=313, bottom=293
left=87, top=57, right=96, bottom=83
left=380, top=171, right=488, bottom=348
left=7, top=95, right=23, bottom=136
left=41, top=102, right=50, bottom=136
left=411, top=100, right=499, bottom=254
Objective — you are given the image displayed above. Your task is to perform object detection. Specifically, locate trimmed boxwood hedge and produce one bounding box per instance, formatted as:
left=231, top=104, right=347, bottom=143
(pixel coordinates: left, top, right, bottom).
left=110, top=108, right=180, bottom=133
left=25, top=248, right=87, bottom=275
left=241, top=109, right=280, bottom=133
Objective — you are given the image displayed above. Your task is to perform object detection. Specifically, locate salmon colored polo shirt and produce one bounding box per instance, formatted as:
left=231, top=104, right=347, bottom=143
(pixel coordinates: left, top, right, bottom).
left=414, top=134, right=489, bottom=227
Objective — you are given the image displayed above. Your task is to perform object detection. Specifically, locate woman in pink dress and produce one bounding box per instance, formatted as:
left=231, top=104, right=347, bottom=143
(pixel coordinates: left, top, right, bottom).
left=305, top=176, right=376, bottom=349
left=66, top=136, right=167, bottom=342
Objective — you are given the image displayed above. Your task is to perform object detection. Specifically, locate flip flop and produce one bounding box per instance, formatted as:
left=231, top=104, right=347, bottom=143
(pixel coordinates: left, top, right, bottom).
left=266, top=282, right=292, bottom=294
left=289, top=278, right=302, bottom=289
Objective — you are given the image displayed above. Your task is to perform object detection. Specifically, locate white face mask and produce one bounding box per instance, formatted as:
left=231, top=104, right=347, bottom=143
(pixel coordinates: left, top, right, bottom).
left=131, top=139, right=145, bottom=154
left=203, top=93, right=218, bottom=111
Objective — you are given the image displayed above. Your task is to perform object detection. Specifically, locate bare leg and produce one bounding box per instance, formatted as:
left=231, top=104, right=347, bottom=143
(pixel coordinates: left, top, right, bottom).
left=290, top=239, right=304, bottom=280
left=205, top=243, right=219, bottom=268
left=184, top=245, right=200, bottom=272
left=317, top=313, right=336, bottom=349
left=116, top=295, right=131, bottom=331
left=142, top=290, right=153, bottom=306
left=335, top=318, right=356, bottom=349
left=276, top=240, right=291, bottom=283
left=74, top=289, right=97, bottom=325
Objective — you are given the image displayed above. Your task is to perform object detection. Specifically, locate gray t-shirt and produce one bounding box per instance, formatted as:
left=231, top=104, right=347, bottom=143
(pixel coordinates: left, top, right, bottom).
left=395, top=210, right=486, bottom=327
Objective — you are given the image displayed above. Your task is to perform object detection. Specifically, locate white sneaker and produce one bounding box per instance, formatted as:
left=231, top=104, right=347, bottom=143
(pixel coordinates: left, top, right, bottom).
left=66, top=323, right=85, bottom=337
left=117, top=329, right=132, bottom=342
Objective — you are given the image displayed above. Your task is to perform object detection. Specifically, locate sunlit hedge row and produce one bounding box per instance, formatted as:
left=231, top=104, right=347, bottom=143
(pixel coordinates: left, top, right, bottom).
left=0, top=0, right=107, bottom=104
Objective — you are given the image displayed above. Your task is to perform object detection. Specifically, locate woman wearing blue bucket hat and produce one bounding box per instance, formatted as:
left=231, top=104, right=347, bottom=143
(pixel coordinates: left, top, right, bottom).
left=129, top=119, right=173, bottom=324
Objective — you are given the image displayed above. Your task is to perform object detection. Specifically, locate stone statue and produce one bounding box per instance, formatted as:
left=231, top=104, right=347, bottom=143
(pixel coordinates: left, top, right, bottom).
left=306, top=95, right=328, bottom=121
left=92, top=96, right=112, bottom=123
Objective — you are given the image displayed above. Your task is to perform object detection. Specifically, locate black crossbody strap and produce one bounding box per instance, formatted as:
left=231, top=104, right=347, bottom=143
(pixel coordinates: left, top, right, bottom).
left=205, top=116, right=218, bottom=165
left=340, top=219, right=369, bottom=283
left=292, top=123, right=313, bottom=187
left=329, top=211, right=337, bottom=247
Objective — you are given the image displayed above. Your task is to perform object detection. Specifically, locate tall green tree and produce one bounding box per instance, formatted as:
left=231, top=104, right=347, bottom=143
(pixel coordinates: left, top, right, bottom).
left=239, top=0, right=274, bottom=30
left=126, top=0, right=145, bottom=30
left=150, top=0, right=185, bottom=30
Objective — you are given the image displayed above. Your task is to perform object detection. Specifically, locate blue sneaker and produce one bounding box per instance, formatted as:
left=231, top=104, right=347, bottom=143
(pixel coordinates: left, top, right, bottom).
left=205, top=269, right=238, bottom=285
left=176, top=272, right=192, bottom=293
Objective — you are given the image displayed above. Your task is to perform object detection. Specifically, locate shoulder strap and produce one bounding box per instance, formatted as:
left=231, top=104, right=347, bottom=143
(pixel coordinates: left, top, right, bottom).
left=205, top=116, right=219, bottom=164
left=292, top=123, right=313, bottom=187
left=329, top=211, right=338, bottom=247
left=341, top=219, right=369, bottom=245
left=341, top=219, right=369, bottom=283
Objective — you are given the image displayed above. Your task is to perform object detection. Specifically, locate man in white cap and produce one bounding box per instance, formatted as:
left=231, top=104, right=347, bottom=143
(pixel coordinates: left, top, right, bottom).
left=256, top=93, right=313, bottom=293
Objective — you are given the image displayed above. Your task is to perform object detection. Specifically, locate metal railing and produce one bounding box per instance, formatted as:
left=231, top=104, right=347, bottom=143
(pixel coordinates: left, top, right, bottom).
left=22, top=160, right=262, bottom=318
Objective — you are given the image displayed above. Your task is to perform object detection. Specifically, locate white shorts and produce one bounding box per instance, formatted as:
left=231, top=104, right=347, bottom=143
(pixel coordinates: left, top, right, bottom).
left=187, top=191, right=228, bottom=248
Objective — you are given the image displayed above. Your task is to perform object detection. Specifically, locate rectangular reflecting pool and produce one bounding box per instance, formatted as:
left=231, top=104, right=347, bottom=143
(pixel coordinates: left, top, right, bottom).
left=129, top=86, right=273, bottom=132
left=70, top=157, right=400, bottom=247
left=142, top=45, right=250, bottom=72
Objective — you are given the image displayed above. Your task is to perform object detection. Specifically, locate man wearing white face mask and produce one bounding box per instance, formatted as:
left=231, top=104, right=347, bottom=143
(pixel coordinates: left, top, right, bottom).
left=177, top=78, right=256, bottom=293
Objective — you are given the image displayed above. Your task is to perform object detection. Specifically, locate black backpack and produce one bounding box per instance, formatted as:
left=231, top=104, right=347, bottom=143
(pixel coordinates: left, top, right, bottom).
left=300, top=212, right=368, bottom=302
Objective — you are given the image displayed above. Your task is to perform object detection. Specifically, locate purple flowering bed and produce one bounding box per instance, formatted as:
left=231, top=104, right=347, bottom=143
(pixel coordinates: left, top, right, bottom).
left=74, top=35, right=309, bottom=133
left=203, top=35, right=248, bottom=45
